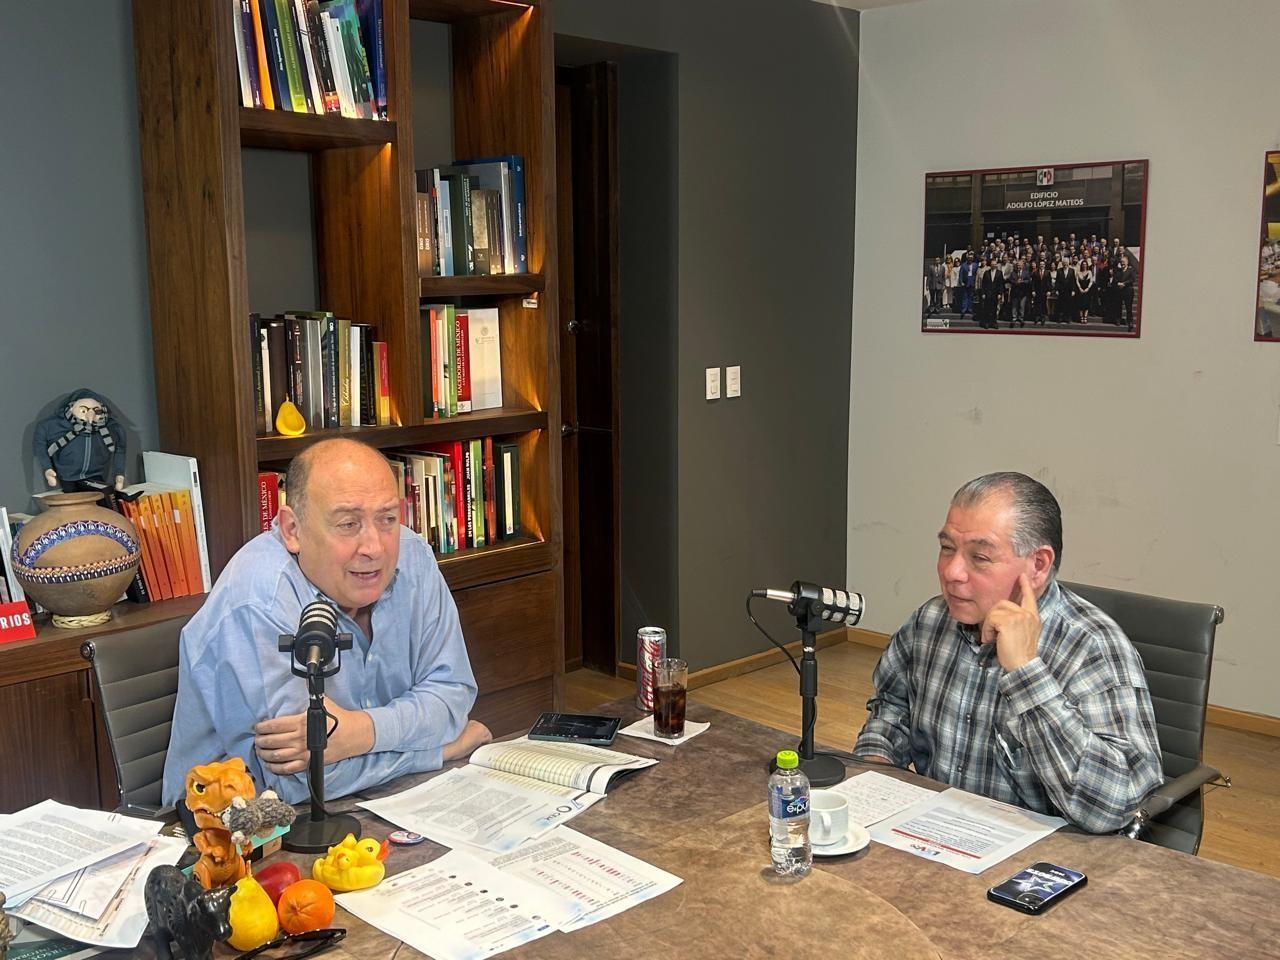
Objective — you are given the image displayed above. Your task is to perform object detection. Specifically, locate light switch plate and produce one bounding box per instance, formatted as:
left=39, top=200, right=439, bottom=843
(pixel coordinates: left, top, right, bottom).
left=705, top=367, right=721, bottom=400
left=726, top=365, right=741, bottom=398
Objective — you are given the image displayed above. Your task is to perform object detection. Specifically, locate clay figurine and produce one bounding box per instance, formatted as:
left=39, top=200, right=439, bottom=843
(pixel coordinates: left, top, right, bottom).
left=185, top=758, right=258, bottom=889
left=144, top=864, right=232, bottom=960
left=32, top=388, right=127, bottom=493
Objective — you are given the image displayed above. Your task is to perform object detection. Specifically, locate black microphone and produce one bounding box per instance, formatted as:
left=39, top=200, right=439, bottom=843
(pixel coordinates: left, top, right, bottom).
left=293, top=601, right=339, bottom=676
left=751, top=581, right=865, bottom=626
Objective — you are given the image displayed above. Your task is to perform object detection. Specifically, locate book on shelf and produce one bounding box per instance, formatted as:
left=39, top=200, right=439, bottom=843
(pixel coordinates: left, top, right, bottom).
left=142, top=451, right=214, bottom=593
left=258, top=471, right=285, bottom=531
left=495, top=439, right=521, bottom=539
left=255, top=312, right=381, bottom=435
left=420, top=306, right=501, bottom=418
left=0, top=506, right=26, bottom=606
left=416, top=158, right=526, bottom=277
left=234, top=0, right=385, bottom=119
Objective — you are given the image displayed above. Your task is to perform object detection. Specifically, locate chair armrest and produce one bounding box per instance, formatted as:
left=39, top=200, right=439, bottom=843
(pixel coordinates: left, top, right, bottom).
left=1121, top=763, right=1227, bottom=840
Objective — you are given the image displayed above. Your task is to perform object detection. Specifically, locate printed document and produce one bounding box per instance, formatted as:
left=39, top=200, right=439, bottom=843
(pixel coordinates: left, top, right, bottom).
left=869, top=787, right=1065, bottom=874
left=12, top=836, right=188, bottom=949
left=466, top=826, right=682, bottom=932
left=337, top=849, right=577, bottom=960
left=0, top=800, right=162, bottom=903
left=829, top=770, right=938, bottom=826
left=360, top=738, right=656, bottom=852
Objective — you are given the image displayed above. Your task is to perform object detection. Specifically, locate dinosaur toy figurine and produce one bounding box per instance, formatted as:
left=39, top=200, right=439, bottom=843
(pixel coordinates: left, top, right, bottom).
left=185, top=758, right=258, bottom=889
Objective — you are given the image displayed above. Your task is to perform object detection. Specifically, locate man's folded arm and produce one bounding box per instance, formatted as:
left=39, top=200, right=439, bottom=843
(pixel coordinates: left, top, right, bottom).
left=999, top=657, right=1164, bottom=833
left=852, top=631, right=913, bottom=766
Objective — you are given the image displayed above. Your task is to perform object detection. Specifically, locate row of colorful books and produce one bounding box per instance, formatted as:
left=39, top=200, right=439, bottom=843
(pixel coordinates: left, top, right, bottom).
left=415, top=158, right=528, bottom=277
left=233, top=0, right=386, bottom=119
left=423, top=306, right=503, bottom=419
left=0, top=507, right=25, bottom=607
left=253, top=312, right=392, bottom=436
left=389, top=438, right=522, bottom=554
left=255, top=436, right=522, bottom=554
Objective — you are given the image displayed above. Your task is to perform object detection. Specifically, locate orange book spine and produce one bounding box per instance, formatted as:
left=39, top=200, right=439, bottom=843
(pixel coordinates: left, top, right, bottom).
left=172, top=491, right=205, bottom=595
left=248, top=0, right=276, bottom=109
left=137, top=496, right=173, bottom=600
left=121, top=500, right=159, bottom=601
left=154, top=493, right=190, bottom=597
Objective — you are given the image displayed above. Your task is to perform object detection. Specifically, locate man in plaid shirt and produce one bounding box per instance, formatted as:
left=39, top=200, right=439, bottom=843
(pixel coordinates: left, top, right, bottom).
left=853, top=472, right=1163, bottom=833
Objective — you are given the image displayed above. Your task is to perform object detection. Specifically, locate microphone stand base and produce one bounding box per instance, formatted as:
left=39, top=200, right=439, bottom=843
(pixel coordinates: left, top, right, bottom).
left=282, top=812, right=363, bottom=853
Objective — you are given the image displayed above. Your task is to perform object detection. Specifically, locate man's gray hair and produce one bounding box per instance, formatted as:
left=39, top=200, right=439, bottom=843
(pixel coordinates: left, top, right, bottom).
left=283, top=438, right=391, bottom=520
left=951, top=472, right=1062, bottom=572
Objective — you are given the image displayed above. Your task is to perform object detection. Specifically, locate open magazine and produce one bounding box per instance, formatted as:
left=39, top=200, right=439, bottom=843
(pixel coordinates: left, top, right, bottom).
left=359, top=738, right=657, bottom=852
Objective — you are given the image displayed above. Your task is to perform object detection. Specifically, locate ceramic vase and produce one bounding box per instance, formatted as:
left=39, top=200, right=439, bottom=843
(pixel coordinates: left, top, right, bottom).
left=11, top=491, right=141, bottom=628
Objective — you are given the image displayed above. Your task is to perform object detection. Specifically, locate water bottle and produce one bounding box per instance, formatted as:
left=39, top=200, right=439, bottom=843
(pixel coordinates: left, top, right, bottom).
left=768, top=749, right=812, bottom=877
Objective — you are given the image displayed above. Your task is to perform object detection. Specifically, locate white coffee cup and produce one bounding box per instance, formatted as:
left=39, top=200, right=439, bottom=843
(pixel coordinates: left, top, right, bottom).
left=810, top=789, right=850, bottom=846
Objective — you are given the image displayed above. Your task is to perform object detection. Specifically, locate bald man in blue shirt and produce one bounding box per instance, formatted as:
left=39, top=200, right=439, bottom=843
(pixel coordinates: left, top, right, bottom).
left=163, top=438, right=491, bottom=805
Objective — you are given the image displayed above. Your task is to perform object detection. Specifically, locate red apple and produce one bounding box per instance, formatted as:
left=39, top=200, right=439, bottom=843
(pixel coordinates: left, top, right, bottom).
left=254, top=861, right=303, bottom=905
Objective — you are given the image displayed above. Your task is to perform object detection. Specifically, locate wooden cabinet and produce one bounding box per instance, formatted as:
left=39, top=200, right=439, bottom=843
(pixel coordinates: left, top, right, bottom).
left=130, top=0, right=563, bottom=734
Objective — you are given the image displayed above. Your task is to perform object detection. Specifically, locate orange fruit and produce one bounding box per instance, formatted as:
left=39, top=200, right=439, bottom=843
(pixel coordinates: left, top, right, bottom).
left=277, top=879, right=336, bottom=935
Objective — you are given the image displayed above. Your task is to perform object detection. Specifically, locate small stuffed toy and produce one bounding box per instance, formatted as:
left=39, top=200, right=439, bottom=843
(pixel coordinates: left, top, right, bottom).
left=220, top=791, right=297, bottom=846
left=32, top=388, right=127, bottom=493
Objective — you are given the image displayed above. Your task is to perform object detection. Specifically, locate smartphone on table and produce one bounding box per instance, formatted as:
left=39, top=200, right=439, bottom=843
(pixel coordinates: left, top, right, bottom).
left=987, top=861, right=1087, bottom=914
left=527, top=712, right=622, bottom=746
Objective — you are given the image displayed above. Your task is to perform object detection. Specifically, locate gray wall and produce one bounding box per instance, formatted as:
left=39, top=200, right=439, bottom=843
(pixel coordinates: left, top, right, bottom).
left=556, top=0, right=859, bottom=670
left=852, top=0, right=1278, bottom=716
left=0, top=0, right=156, bottom=510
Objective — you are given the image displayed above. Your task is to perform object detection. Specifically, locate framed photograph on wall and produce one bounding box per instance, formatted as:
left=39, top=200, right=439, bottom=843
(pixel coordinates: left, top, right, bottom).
left=922, top=159, right=1148, bottom=337
left=1255, top=151, right=1280, bottom=341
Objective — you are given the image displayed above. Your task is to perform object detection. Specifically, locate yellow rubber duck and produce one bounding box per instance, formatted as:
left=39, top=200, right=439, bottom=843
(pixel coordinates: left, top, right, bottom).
left=311, top=833, right=390, bottom=892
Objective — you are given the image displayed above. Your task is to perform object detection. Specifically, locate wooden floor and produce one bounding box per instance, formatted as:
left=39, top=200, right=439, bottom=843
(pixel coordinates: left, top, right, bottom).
left=565, top=641, right=1280, bottom=879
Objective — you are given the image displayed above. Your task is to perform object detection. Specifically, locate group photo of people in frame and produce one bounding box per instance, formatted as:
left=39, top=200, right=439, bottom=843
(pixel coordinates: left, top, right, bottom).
left=922, top=160, right=1148, bottom=336
left=1255, top=151, right=1280, bottom=341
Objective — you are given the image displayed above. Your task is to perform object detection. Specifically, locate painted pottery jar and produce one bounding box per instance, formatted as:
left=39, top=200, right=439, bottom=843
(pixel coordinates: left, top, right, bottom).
left=11, top=491, right=141, bottom=627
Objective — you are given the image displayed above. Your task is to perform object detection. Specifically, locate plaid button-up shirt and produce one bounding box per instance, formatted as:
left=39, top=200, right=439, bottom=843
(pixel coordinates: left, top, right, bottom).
left=853, top=579, right=1163, bottom=833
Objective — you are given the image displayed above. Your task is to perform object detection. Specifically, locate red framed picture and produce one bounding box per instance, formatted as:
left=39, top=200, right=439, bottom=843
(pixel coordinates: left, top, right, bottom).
left=922, top=159, right=1148, bottom=337
left=1255, top=151, right=1280, bottom=342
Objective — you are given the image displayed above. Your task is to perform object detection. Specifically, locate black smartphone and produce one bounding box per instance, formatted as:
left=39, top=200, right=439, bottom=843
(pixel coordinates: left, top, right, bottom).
left=528, top=712, right=622, bottom=746
left=987, top=861, right=1087, bottom=914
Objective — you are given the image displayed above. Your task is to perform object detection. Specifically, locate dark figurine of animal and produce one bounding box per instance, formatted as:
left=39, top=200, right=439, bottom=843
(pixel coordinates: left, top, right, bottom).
left=220, top=790, right=297, bottom=846
left=144, top=864, right=232, bottom=960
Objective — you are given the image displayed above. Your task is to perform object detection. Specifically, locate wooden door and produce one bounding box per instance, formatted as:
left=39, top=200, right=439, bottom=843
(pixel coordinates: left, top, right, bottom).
left=555, top=62, right=620, bottom=676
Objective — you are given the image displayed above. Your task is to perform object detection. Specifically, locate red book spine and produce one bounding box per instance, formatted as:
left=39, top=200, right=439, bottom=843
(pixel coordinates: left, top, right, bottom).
left=455, top=311, right=471, bottom=412
left=376, top=340, right=391, bottom=425
left=258, top=472, right=279, bottom=531
left=483, top=436, right=496, bottom=542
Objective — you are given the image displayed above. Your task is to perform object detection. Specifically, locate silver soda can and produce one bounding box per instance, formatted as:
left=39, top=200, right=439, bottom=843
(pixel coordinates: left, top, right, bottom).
left=636, top=627, right=667, bottom=712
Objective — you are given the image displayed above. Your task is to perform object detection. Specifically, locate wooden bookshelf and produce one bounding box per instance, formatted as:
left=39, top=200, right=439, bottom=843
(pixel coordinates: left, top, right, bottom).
left=129, top=0, right=563, bottom=740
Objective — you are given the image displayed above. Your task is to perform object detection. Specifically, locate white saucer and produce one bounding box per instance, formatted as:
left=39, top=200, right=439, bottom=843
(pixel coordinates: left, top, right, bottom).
left=812, top=823, right=871, bottom=857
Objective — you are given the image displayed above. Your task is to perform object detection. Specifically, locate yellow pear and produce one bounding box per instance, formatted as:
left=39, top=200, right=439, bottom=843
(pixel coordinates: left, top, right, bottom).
left=226, top=875, right=280, bottom=952
left=275, top=399, right=307, bottom=436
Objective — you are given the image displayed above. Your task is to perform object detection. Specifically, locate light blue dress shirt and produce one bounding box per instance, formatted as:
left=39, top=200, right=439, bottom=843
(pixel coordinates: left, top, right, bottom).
left=162, top=526, right=476, bottom=805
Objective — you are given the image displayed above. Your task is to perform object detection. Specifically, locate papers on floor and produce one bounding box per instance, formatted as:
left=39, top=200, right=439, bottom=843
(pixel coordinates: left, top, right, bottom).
left=828, top=770, right=938, bottom=826
left=11, top=837, right=187, bottom=949
left=869, top=787, right=1066, bottom=874
left=617, top=715, right=710, bottom=745
left=465, top=826, right=681, bottom=933
left=359, top=738, right=657, bottom=852
left=0, top=800, right=162, bottom=904
left=337, top=849, right=578, bottom=960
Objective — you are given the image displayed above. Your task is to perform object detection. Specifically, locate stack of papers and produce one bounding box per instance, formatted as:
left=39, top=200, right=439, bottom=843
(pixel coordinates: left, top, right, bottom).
left=0, top=800, right=187, bottom=950
left=353, top=740, right=682, bottom=960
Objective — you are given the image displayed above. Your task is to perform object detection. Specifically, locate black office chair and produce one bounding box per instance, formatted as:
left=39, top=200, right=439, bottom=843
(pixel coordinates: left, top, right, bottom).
left=1062, top=581, right=1229, bottom=854
left=81, top=615, right=191, bottom=816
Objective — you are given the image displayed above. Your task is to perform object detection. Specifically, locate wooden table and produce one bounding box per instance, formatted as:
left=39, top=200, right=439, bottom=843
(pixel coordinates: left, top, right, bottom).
left=120, top=699, right=1280, bottom=959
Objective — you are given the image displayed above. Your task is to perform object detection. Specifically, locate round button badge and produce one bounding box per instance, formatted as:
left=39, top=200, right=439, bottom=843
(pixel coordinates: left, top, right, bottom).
left=388, top=830, right=426, bottom=846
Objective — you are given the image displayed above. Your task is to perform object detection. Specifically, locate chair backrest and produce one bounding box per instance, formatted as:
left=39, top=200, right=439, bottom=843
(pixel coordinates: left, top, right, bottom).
left=1061, top=581, right=1223, bottom=852
left=82, top=615, right=190, bottom=809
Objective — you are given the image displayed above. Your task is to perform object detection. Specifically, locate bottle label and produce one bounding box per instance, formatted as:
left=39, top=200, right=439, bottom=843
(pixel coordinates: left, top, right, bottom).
left=769, top=791, right=809, bottom=819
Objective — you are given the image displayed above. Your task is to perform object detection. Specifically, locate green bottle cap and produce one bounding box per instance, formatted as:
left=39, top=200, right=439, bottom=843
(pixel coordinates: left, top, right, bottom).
left=775, top=750, right=799, bottom=769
